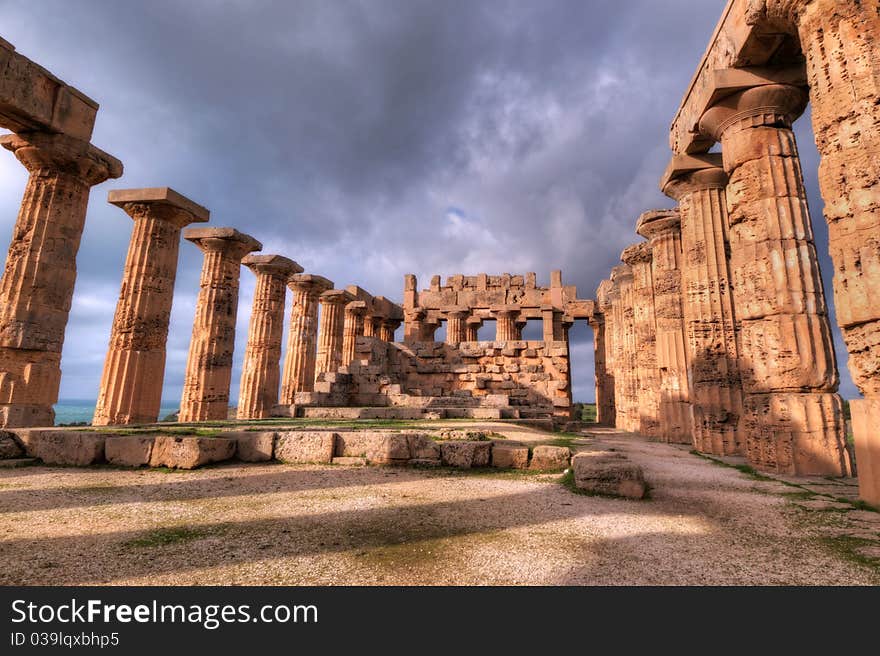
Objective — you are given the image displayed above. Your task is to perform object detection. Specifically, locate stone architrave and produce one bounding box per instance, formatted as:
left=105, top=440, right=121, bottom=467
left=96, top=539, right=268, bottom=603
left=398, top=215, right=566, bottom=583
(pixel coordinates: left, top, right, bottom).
left=446, top=307, right=469, bottom=344
left=342, top=301, right=368, bottom=367
left=178, top=228, right=261, bottom=422
left=494, top=306, right=520, bottom=342
left=700, top=83, right=850, bottom=476
left=316, top=290, right=353, bottom=376
left=636, top=208, right=692, bottom=444
left=93, top=188, right=209, bottom=426
left=0, top=132, right=122, bottom=428
left=663, top=156, right=743, bottom=456
left=621, top=242, right=660, bottom=438
left=237, top=255, right=303, bottom=420
left=465, top=315, right=483, bottom=342
left=279, top=274, right=333, bottom=400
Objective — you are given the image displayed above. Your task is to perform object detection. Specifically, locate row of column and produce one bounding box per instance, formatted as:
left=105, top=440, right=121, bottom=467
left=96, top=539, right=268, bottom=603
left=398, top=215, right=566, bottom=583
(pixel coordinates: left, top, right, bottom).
left=599, top=82, right=852, bottom=477
left=88, top=190, right=401, bottom=425
left=405, top=305, right=573, bottom=344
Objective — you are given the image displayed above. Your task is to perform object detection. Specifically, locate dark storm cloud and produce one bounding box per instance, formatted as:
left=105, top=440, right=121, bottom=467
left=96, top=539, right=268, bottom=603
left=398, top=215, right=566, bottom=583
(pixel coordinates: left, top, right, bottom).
left=0, top=0, right=859, bottom=404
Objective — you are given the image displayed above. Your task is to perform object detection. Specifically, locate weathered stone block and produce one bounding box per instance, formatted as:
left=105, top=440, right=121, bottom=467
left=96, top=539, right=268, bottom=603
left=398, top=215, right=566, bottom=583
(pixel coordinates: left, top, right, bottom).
left=491, top=445, right=529, bottom=469
left=16, top=430, right=105, bottom=466
left=275, top=431, right=336, bottom=464
left=572, top=451, right=647, bottom=499
left=440, top=440, right=491, bottom=468
left=231, top=431, right=275, bottom=462
left=0, top=431, right=23, bottom=459
left=851, top=399, right=880, bottom=507
left=529, top=445, right=571, bottom=471
left=149, top=435, right=235, bottom=469
left=105, top=435, right=154, bottom=467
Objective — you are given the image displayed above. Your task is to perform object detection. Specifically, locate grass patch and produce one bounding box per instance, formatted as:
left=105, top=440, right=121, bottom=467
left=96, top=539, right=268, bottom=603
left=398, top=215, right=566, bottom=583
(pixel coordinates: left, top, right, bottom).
left=838, top=497, right=880, bottom=513
left=819, top=535, right=880, bottom=573
left=124, top=526, right=215, bottom=548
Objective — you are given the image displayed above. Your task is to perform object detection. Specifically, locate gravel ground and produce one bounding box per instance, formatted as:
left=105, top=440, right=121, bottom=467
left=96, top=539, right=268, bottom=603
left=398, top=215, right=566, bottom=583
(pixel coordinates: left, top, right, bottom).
left=1, top=426, right=877, bottom=585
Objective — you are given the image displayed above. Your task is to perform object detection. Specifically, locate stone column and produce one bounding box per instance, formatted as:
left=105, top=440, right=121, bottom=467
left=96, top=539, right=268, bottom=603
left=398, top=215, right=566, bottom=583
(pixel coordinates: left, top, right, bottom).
left=636, top=209, right=692, bottom=444
left=422, top=318, right=440, bottom=342
left=446, top=307, right=468, bottom=344
left=465, top=316, right=483, bottom=342
left=279, top=274, right=333, bottom=401
left=178, top=228, right=261, bottom=423
left=621, top=242, right=660, bottom=438
left=342, top=301, right=368, bottom=367
left=792, top=1, right=880, bottom=495
left=595, top=279, right=616, bottom=426
left=363, top=315, right=381, bottom=338
left=610, top=265, right=638, bottom=432
left=379, top=319, right=400, bottom=342
left=404, top=309, right=425, bottom=342
left=663, top=156, right=743, bottom=456
left=93, top=188, right=208, bottom=426
left=0, top=132, right=122, bottom=428
left=701, top=84, right=850, bottom=476
left=494, top=306, right=520, bottom=342
left=542, top=306, right=564, bottom=342
left=237, top=255, right=302, bottom=420
left=315, top=290, right=352, bottom=376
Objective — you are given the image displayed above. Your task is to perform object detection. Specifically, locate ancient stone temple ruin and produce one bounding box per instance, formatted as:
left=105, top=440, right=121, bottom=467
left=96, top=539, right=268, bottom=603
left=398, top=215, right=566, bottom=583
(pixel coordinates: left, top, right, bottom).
left=0, top=0, right=879, bottom=506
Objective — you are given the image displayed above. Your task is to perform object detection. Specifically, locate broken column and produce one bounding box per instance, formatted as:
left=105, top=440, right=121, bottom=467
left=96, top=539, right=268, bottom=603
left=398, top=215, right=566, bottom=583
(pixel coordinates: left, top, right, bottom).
left=178, top=228, right=261, bottom=422
left=0, top=132, right=122, bottom=427
left=446, top=307, right=468, bottom=344
left=662, top=155, right=743, bottom=455
left=93, top=188, right=209, bottom=426
left=315, top=289, right=353, bottom=376
left=621, top=242, right=660, bottom=438
left=701, top=83, right=850, bottom=476
left=279, top=274, right=333, bottom=400
left=237, top=255, right=302, bottom=420
left=636, top=208, right=692, bottom=443
left=342, top=301, right=368, bottom=367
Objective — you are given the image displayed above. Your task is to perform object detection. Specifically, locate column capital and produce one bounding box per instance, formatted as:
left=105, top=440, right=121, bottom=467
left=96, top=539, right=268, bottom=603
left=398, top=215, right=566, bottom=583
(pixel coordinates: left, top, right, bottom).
left=466, top=315, right=484, bottom=327
left=108, top=187, right=210, bottom=228
left=446, top=306, right=470, bottom=318
left=288, top=273, right=333, bottom=295
left=183, top=227, right=262, bottom=259
left=243, top=254, right=302, bottom=279
left=320, top=289, right=355, bottom=305
left=596, top=279, right=615, bottom=312
left=699, top=83, right=808, bottom=141
left=661, top=153, right=728, bottom=199
left=345, top=300, right=368, bottom=316
left=610, top=264, right=633, bottom=285
left=491, top=305, right=521, bottom=318
left=636, top=208, right=680, bottom=240
left=620, top=241, right=652, bottom=266
left=1, top=131, right=122, bottom=185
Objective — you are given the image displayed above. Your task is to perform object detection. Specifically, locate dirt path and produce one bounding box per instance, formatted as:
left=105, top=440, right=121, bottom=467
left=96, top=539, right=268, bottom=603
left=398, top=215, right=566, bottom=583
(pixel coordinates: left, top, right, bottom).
left=1, top=427, right=878, bottom=585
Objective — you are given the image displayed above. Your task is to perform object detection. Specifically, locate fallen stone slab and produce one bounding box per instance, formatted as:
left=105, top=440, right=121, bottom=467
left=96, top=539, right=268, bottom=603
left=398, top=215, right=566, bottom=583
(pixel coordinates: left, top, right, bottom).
left=572, top=451, right=647, bottom=499
left=275, top=431, right=337, bottom=464
left=15, top=430, right=105, bottom=466
left=0, top=458, right=37, bottom=468
left=407, top=433, right=441, bottom=460
left=408, top=458, right=441, bottom=467
left=149, top=436, right=236, bottom=469
left=105, top=435, right=155, bottom=467
left=332, top=456, right=367, bottom=466
left=227, top=431, right=275, bottom=462
left=491, top=445, right=529, bottom=469
left=436, top=429, right=489, bottom=441
left=0, top=431, right=24, bottom=459
left=530, top=445, right=571, bottom=471
left=440, top=441, right=491, bottom=468
left=335, top=431, right=411, bottom=464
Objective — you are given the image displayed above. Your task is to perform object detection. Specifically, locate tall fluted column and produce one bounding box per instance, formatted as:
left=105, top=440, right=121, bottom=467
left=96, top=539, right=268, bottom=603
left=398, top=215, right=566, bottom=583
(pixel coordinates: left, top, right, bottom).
left=316, top=290, right=352, bottom=376
left=363, top=316, right=381, bottom=338
left=595, top=280, right=616, bottom=426
left=465, top=316, right=483, bottom=342
left=621, top=242, right=660, bottom=438
left=237, top=255, right=302, bottom=420
left=610, top=265, right=638, bottom=432
left=342, top=301, right=368, bottom=367
left=663, top=157, right=743, bottom=455
left=637, top=209, right=692, bottom=443
left=446, top=308, right=468, bottom=344
left=0, top=132, right=122, bottom=428
left=494, top=307, right=520, bottom=342
left=279, top=274, right=333, bottom=400
left=791, top=1, right=880, bottom=496
left=178, top=228, right=261, bottom=422
left=94, top=188, right=208, bottom=426
left=701, top=84, right=849, bottom=476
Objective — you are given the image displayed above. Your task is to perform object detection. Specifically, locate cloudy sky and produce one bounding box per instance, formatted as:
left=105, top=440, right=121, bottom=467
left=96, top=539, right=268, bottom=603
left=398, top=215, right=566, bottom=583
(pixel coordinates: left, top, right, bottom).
left=0, top=0, right=860, bottom=408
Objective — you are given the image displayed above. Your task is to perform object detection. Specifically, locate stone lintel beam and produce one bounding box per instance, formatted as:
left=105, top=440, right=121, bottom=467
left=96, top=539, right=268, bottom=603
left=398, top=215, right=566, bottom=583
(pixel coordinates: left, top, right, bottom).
left=0, top=40, right=99, bottom=140
left=564, top=299, right=596, bottom=320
